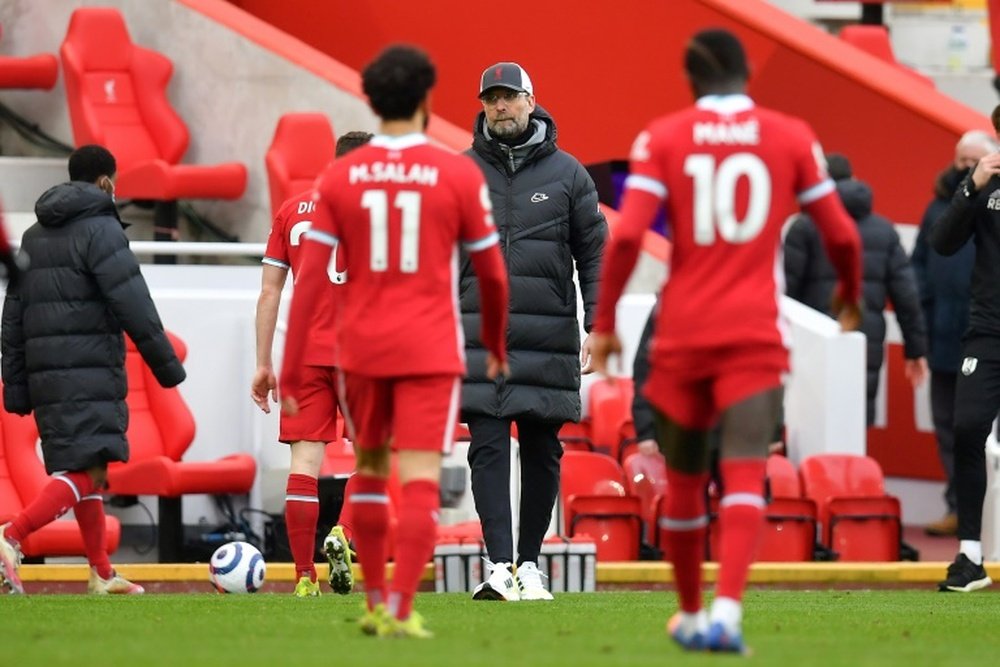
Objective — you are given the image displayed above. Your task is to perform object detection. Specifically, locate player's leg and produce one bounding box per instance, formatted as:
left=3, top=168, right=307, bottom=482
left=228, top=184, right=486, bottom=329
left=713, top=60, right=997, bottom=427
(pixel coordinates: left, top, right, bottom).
left=339, top=370, right=393, bottom=627
left=514, top=417, right=562, bottom=600
left=1, top=465, right=105, bottom=594
left=382, top=374, right=461, bottom=638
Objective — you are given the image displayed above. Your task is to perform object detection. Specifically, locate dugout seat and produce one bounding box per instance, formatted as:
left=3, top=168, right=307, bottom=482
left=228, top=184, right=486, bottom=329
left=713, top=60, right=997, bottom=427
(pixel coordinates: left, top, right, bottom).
left=622, top=451, right=667, bottom=547
left=839, top=25, right=935, bottom=88
left=559, top=420, right=593, bottom=452
left=588, top=377, right=634, bottom=461
left=758, top=455, right=816, bottom=562
left=60, top=8, right=246, bottom=243
left=0, top=25, right=58, bottom=90
left=105, top=332, right=256, bottom=562
left=0, top=387, right=121, bottom=558
left=799, top=454, right=901, bottom=561
left=560, top=451, right=642, bottom=561
left=265, top=113, right=336, bottom=219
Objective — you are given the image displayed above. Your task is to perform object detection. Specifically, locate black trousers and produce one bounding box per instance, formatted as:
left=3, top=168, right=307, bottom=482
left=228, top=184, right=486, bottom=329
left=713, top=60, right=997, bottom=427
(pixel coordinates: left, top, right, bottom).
left=466, top=415, right=563, bottom=565
left=953, top=357, right=1000, bottom=541
left=930, top=371, right=958, bottom=514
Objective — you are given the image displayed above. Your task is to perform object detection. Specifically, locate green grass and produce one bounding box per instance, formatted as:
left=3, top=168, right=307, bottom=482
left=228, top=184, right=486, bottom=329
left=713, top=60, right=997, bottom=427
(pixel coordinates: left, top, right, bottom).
left=5, top=590, right=1000, bottom=666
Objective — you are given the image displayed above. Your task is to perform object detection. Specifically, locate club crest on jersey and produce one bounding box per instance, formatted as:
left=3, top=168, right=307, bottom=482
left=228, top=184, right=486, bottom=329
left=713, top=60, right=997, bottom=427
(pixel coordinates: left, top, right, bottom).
left=962, top=356, right=978, bottom=376
left=988, top=189, right=1000, bottom=210
left=530, top=192, right=549, bottom=203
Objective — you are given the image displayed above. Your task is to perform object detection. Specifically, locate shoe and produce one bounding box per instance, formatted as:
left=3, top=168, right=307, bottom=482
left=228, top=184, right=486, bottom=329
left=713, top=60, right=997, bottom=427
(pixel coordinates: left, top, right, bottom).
left=472, top=561, right=519, bottom=601
left=516, top=561, right=553, bottom=601
left=667, top=610, right=708, bottom=651
left=88, top=568, right=144, bottom=595
left=924, top=514, right=958, bottom=537
left=293, top=575, right=321, bottom=597
left=359, top=603, right=390, bottom=636
left=938, top=553, right=993, bottom=592
left=323, top=525, right=354, bottom=595
left=706, top=620, right=749, bottom=655
left=0, top=523, right=24, bottom=595
left=383, top=611, right=433, bottom=639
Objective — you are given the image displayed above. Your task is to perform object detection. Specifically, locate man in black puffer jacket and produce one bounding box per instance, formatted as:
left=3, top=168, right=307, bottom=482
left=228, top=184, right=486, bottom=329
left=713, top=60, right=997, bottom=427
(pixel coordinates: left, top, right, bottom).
left=784, top=154, right=927, bottom=426
left=0, top=145, right=185, bottom=596
left=461, top=62, right=606, bottom=601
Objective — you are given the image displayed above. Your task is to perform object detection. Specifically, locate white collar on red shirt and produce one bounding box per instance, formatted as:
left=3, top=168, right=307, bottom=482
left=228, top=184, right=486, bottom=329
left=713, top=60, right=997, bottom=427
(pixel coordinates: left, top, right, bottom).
left=695, top=94, right=755, bottom=115
left=369, top=133, right=429, bottom=150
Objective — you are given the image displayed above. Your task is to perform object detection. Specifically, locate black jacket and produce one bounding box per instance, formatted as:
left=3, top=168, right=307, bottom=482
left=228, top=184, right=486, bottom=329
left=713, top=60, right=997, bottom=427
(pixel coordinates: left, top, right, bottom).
left=1, top=182, right=185, bottom=473
left=784, top=178, right=927, bottom=424
left=631, top=304, right=657, bottom=442
left=931, top=171, right=1000, bottom=359
left=912, top=167, right=975, bottom=373
left=460, top=107, right=607, bottom=423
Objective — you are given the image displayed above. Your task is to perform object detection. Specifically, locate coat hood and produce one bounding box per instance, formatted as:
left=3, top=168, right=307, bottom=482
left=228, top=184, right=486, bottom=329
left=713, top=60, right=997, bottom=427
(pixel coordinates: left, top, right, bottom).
left=35, top=182, right=120, bottom=229
left=836, top=178, right=873, bottom=221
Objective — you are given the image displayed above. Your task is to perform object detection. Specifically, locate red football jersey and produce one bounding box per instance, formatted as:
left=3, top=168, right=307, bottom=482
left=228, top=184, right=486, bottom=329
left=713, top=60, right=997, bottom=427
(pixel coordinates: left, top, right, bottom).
left=296, top=133, right=501, bottom=377
left=263, top=192, right=342, bottom=367
left=595, top=94, right=860, bottom=356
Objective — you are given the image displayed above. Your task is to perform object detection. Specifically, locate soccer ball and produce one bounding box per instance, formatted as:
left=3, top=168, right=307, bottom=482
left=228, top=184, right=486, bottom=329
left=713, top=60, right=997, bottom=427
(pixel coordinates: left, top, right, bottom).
left=209, top=541, right=266, bottom=594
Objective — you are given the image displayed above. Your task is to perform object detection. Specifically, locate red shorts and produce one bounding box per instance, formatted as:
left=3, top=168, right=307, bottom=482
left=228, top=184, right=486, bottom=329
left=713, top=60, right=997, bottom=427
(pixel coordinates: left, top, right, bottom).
left=338, top=371, right=461, bottom=454
left=643, top=345, right=787, bottom=430
left=279, top=365, right=340, bottom=444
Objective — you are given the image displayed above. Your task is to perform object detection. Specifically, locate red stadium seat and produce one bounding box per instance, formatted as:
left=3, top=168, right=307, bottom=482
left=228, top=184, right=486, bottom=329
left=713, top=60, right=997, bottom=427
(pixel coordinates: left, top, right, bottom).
left=0, top=396, right=121, bottom=558
left=839, top=25, right=935, bottom=88
left=757, top=454, right=816, bottom=562
left=559, top=420, right=593, bottom=452
left=560, top=451, right=642, bottom=561
left=265, top=113, right=336, bottom=219
left=799, top=454, right=901, bottom=561
left=0, top=25, right=58, bottom=90
left=105, top=332, right=256, bottom=562
left=588, top=377, right=634, bottom=461
left=59, top=7, right=246, bottom=243
left=622, top=451, right=667, bottom=545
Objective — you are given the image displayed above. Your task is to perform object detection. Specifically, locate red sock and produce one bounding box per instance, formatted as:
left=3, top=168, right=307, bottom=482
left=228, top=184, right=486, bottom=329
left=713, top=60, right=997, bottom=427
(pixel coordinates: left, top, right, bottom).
left=338, top=474, right=358, bottom=543
left=660, top=469, right=709, bottom=613
left=350, top=474, right=390, bottom=610
left=389, top=479, right=439, bottom=621
left=75, top=495, right=113, bottom=579
left=285, top=473, right=319, bottom=582
left=716, top=458, right=767, bottom=602
left=7, top=471, right=96, bottom=544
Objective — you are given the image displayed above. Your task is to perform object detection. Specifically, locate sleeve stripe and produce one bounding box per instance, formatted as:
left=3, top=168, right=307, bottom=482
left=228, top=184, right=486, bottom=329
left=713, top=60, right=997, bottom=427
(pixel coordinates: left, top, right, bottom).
left=262, top=257, right=290, bottom=269
left=797, top=179, right=836, bottom=205
left=463, top=230, right=500, bottom=252
left=624, top=174, right=668, bottom=200
left=304, top=229, right=339, bottom=247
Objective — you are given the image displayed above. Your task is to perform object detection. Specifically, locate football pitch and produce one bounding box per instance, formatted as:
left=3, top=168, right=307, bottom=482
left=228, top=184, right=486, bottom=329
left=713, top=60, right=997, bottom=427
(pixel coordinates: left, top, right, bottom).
left=5, top=589, right=1000, bottom=666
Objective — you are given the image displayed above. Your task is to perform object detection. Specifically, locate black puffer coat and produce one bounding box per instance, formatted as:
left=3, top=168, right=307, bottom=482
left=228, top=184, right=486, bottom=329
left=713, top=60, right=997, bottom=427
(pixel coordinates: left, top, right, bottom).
left=2, top=182, right=185, bottom=473
left=460, top=107, right=607, bottom=423
left=784, top=178, right=927, bottom=424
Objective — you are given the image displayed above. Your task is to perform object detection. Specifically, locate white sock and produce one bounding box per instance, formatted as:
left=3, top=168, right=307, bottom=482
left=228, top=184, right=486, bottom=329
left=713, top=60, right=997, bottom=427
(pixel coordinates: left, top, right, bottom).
left=675, top=609, right=708, bottom=636
left=710, top=596, right=743, bottom=631
left=960, top=540, right=983, bottom=565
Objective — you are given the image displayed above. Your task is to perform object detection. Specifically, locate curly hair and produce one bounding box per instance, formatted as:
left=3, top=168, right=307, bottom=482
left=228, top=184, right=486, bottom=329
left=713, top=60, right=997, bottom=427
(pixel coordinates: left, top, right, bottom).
left=362, top=45, right=436, bottom=121
left=335, top=131, right=374, bottom=157
left=68, top=144, right=116, bottom=183
left=684, top=28, right=749, bottom=88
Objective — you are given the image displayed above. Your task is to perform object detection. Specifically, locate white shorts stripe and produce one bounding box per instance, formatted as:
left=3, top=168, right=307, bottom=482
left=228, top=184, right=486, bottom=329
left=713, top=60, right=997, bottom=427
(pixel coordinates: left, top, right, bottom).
left=797, top=179, right=835, bottom=205
left=625, top=174, right=668, bottom=199
left=351, top=493, right=390, bottom=505
left=285, top=494, right=320, bottom=503
left=720, top=493, right=766, bottom=509
left=441, top=377, right=461, bottom=455
left=658, top=515, right=709, bottom=531
left=54, top=475, right=81, bottom=503
left=305, top=229, right=339, bottom=247
left=463, top=231, right=499, bottom=252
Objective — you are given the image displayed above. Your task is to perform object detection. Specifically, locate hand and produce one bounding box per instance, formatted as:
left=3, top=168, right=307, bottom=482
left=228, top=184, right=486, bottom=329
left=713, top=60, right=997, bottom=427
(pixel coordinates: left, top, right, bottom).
left=589, top=332, right=622, bottom=376
left=636, top=439, right=659, bottom=456
left=280, top=396, right=300, bottom=416
left=250, top=366, right=277, bottom=414
left=830, top=293, right=862, bottom=332
left=486, top=352, right=510, bottom=380
left=580, top=333, right=595, bottom=375
left=904, top=357, right=929, bottom=388
left=971, top=152, right=1000, bottom=190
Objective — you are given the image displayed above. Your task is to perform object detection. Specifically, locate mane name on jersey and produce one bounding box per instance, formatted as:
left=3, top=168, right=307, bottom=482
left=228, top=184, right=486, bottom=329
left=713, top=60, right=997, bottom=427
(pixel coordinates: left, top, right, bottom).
left=349, top=162, right=439, bottom=186
left=692, top=119, right=760, bottom=146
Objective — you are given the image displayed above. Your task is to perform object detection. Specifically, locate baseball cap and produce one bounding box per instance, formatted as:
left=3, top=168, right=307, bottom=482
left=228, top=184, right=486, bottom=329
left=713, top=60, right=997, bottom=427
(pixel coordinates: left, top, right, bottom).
left=479, top=62, right=533, bottom=98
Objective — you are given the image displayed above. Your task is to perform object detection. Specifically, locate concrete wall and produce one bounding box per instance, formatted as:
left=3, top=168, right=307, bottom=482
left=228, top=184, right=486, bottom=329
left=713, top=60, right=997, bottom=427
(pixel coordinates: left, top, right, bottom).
left=0, top=0, right=378, bottom=243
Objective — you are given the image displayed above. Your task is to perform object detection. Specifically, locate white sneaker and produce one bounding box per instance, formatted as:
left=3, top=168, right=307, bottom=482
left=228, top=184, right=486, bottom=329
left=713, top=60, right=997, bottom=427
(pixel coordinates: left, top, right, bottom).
left=472, top=561, right=520, bottom=601
left=516, top=561, right=553, bottom=601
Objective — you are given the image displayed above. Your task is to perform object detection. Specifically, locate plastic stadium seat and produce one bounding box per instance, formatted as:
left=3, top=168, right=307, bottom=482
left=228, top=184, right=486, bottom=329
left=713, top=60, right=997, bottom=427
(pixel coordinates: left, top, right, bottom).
left=757, top=455, right=816, bottom=562
left=588, top=377, right=634, bottom=460
left=59, top=8, right=246, bottom=207
left=0, top=387, right=121, bottom=558
left=0, top=25, right=58, bottom=90
left=839, top=25, right=935, bottom=88
left=559, top=420, right=593, bottom=452
left=622, top=452, right=667, bottom=545
left=560, top=451, right=642, bottom=561
left=105, top=332, right=256, bottom=562
left=265, top=113, right=336, bottom=219
left=799, top=454, right=901, bottom=561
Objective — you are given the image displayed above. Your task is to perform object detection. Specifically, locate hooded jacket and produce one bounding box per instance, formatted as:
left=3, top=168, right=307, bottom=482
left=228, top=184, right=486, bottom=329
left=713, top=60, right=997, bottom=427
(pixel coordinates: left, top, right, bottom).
left=784, top=178, right=927, bottom=424
left=1, top=181, right=185, bottom=473
left=460, top=107, right=607, bottom=422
